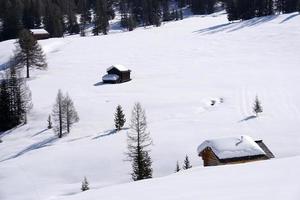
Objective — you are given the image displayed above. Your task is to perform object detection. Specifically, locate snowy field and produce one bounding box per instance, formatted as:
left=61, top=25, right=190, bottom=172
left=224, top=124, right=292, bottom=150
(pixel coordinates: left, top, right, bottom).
left=1, top=11, right=300, bottom=200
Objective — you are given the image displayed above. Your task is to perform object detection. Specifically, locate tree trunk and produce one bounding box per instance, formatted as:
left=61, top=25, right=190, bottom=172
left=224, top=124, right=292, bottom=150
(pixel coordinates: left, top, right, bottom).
left=26, top=56, right=30, bottom=78
left=59, top=102, right=62, bottom=138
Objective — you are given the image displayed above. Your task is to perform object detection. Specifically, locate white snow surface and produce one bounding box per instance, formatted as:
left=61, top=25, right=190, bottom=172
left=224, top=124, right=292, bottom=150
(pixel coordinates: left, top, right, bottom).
left=197, top=135, right=266, bottom=159
left=107, top=64, right=130, bottom=72
left=30, top=29, right=49, bottom=34
left=102, top=74, right=120, bottom=81
left=0, top=11, right=300, bottom=200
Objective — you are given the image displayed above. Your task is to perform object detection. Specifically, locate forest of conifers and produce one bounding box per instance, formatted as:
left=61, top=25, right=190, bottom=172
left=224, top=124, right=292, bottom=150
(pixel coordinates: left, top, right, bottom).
left=0, top=0, right=299, bottom=41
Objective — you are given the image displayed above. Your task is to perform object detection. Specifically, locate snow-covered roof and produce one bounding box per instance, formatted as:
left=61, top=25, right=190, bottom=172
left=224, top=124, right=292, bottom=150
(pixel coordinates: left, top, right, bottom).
left=30, top=29, right=49, bottom=35
left=107, top=64, right=129, bottom=72
left=197, top=135, right=266, bottom=159
left=102, top=74, right=120, bottom=81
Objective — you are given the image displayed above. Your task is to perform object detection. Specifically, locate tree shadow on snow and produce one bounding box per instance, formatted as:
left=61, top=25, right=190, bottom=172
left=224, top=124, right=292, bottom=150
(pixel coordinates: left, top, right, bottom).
left=238, top=115, right=257, bottom=123
left=0, top=61, right=10, bottom=71
left=0, top=136, right=58, bottom=162
left=194, top=15, right=278, bottom=35
left=31, top=128, right=48, bottom=137
left=92, top=128, right=130, bottom=140
left=94, top=81, right=106, bottom=86
left=279, top=13, right=299, bottom=24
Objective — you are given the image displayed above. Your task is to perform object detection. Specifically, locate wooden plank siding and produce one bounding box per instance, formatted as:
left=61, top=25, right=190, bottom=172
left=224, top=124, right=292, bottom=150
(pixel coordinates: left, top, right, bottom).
left=200, top=147, right=270, bottom=167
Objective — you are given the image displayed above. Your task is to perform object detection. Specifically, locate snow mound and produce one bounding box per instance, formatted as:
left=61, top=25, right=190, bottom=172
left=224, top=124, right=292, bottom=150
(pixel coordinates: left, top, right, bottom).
left=197, top=135, right=266, bottom=159
left=102, top=74, right=120, bottom=81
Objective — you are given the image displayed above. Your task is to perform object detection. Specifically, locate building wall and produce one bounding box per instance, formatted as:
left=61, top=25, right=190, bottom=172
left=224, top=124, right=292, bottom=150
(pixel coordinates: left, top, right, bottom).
left=107, top=68, right=131, bottom=83
left=201, top=148, right=270, bottom=167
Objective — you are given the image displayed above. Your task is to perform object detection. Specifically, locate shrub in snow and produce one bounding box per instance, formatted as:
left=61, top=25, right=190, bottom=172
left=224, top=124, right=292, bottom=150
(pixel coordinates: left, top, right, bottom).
left=253, top=95, right=263, bottom=116
left=81, top=177, right=89, bottom=191
left=175, top=161, right=180, bottom=172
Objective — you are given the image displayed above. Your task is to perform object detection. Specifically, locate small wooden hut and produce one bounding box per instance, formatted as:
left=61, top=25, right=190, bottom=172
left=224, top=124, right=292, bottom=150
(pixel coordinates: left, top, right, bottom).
left=30, top=29, right=50, bottom=40
left=102, top=65, right=131, bottom=84
left=197, top=135, right=274, bottom=167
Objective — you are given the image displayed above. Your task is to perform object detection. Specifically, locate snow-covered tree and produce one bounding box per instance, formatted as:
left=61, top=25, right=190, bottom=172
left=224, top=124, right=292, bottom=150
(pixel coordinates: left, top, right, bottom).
left=253, top=95, right=263, bottom=116
left=182, top=155, right=192, bottom=170
left=126, top=102, right=153, bottom=181
left=114, top=105, right=126, bottom=131
left=81, top=177, right=89, bottom=191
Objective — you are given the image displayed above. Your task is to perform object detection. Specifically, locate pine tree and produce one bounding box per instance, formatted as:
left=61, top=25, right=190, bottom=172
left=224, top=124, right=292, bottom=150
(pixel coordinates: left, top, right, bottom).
left=182, top=155, right=192, bottom=170
left=126, top=102, right=153, bottom=181
left=0, top=80, right=11, bottom=131
left=0, top=0, right=24, bottom=41
left=0, top=62, right=32, bottom=130
left=114, top=105, right=126, bottom=131
left=81, top=177, right=90, bottom=191
left=52, top=89, right=65, bottom=138
left=253, top=95, right=263, bottom=117
left=66, top=0, right=80, bottom=35
left=44, top=1, right=65, bottom=37
left=79, top=0, right=92, bottom=37
left=63, top=93, right=79, bottom=133
left=14, top=29, right=47, bottom=78
left=175, top=161, right=180, bottom=172
left=162, top=0, right=171, bottom=21
left=93, top=0, right=109, bottom=35
left=47, top=115, right=52, bottom=129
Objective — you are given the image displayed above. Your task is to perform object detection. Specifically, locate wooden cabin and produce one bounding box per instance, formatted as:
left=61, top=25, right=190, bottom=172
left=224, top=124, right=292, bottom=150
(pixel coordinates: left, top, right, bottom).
left=30, top=29, right=50, bottom=40
left=102, top=65, right=131, bottom=84
left=197, top=135, right=274, bottom=167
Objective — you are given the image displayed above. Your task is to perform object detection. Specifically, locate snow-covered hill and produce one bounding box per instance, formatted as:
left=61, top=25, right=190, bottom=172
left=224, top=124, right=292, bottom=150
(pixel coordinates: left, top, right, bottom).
left=0, top=11, right=300, bottom=200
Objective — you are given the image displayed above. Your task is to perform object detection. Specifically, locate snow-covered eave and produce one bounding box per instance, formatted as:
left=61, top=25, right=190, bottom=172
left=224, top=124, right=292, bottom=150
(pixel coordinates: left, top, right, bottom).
left=197, top=135, right=267, bottom=160
left=30, top=29, right=49, bottom=35
left=107, top=64, right=130, bottom=72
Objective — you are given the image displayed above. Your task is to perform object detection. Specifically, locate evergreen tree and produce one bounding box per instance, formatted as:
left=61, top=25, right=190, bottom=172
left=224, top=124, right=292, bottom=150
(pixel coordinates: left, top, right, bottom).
left=162, top=0, right=171, bottom=21
left=0, top=0, right=24, bottom=41
left=44, top=1, right=65, bottom=37
left=114, top=105, right=126, bottom=131
left=126, top=102, right=153, bottom=181
left=0, top=80, right=11, bottom=131
left=66, top=0, right=80, bottom=34
left=0, top=62, right=32, bottom=130
left=22, top=0, right=35, bottom=29
left=47, top=115, right=52, bottom=129
left=175, top=161, right=180, bottom=172
left=81, top=177, right=90, bottom=191
left=63, top=93, right=79, bottom=133
left=14, top=29, right=47, bottom=78
left=79, top=0, right=92, bottom=36
left=93, top=0, right=109, bottom=35
left=182, top=155, right=192, bottom=170
left=253, top=95, right=263, bottom=116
